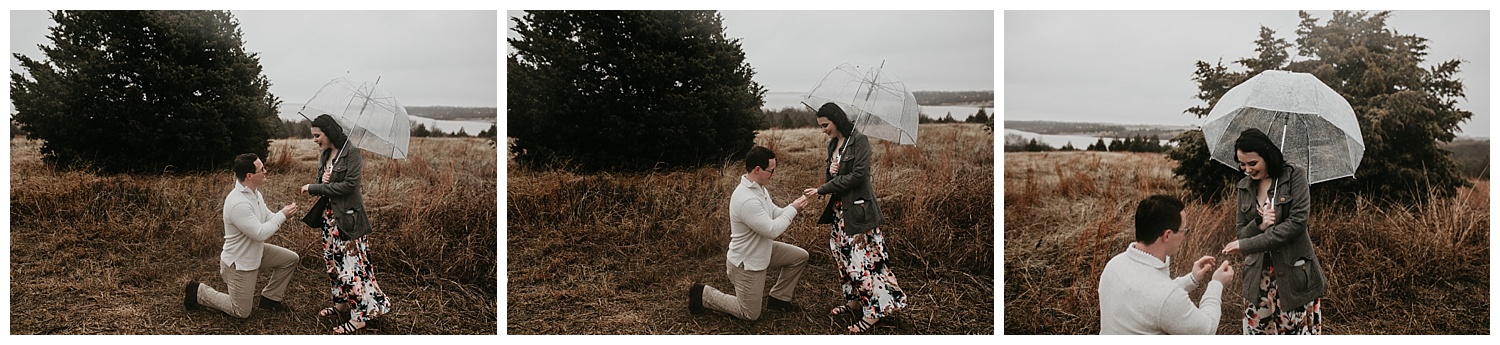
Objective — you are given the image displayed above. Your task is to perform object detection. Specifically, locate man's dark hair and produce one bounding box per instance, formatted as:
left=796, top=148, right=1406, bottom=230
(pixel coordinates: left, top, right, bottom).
left=815, top=102, right=855, bottom=137
left=744, top=146, right=775, bottom=173
left=232, top=153, right=260, bottom=182
left=1135, top=194, right=1185, bottom=244
left=1234, top=127, right=1286, bottom=178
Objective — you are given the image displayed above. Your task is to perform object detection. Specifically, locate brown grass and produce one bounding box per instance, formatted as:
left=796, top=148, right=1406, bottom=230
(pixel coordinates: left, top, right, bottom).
left=506, top=124, right=994, bottom=334
left=1003, top=151, right=1489, bottom=334
left=9, top=137, right=497, bottom=334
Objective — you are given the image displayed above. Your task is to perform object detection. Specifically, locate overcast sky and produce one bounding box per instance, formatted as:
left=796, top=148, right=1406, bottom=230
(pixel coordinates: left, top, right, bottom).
left=10, top=10, right=498, bottom=108
left=1006, top=10, right=1490, bottom=138
left=506, top=10, right=995, bottom=94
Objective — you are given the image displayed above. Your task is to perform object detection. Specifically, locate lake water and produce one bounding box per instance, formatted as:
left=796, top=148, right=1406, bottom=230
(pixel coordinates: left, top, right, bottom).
left=763, top=91, right=993, bottom=121
left=279, top=103, right=494, bottom=135
left=1004, top=129, right=1170, bottom=149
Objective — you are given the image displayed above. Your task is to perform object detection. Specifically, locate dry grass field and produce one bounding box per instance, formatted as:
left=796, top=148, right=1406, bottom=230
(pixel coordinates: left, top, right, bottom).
left=1003, top=151, right=1489, bottom=334
left=507, top=124, right=994, bottom=334
left=10, top=137, right=497, bottom=334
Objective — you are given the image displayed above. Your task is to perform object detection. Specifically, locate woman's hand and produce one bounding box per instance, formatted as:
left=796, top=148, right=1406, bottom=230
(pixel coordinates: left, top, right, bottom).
left=301, top=184, right=311, bottom=194
left=830, top=160, right=840, bottom=174
left=1257, top=203, right=1276, bottom=230
left=803, top=188, right=819, bottom=198
left=1221, top=240, right=1242, bottom=255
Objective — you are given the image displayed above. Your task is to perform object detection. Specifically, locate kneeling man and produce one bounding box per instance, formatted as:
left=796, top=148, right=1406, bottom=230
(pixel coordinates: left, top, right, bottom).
left=1099, top=194, right=1233, bottom=334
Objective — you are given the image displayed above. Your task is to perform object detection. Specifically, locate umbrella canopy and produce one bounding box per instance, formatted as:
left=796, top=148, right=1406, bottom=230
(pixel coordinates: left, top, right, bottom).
left=1203, top=70, right=1364, bottom=184
left=299, top=77, right=412, bottom=159
left=801, top=62, right=920, bottom=145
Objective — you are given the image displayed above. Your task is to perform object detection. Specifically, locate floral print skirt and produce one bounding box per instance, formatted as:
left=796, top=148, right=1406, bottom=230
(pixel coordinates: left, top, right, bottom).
left=323, top=212, right=392, bottom=322
left=1244, top=264, right=1322, bottom=334
left=829, top=204, right=907, bottom=319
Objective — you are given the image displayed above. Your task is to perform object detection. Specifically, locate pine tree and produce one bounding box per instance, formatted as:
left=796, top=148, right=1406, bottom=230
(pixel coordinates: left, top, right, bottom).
left=1172, top=10, right=1472, bottom=202
left=11, top=10, right=280, bottom=173
left=508, top=10, right=764, bottom=171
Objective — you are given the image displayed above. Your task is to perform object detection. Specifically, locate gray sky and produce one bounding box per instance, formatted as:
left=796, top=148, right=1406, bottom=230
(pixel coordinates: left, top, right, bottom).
left=1005, top=10, right=1490, bottom=138
left=10, top=10, right=498, bottom=107
left=506, top=10, right=995, bottom=93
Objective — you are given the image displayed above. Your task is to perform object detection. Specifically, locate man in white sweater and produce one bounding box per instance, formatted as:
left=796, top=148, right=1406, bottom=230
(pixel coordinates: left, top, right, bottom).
left=185, top=153, right=300, bottom=318
left=1099, top=194, right=1234, bottom=334
left=689, top=146, right=810, bottom=320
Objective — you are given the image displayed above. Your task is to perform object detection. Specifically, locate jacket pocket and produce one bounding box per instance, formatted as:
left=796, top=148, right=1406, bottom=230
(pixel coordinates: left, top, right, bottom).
left=1288, top=256, right=1316, bottom=293
left=844, top=199, right=872, bottom=230
left=1239, top=204, right=1257, bottom=223
left=335, top=206, right=370, bottom=240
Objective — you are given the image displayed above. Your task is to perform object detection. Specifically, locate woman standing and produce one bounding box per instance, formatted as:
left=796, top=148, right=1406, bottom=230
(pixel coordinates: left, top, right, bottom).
left=302, top=114, right=392, bottom=334
left=1221, top=128, right=1327, bottom=334
left=802, top=103, right=907, bottom=333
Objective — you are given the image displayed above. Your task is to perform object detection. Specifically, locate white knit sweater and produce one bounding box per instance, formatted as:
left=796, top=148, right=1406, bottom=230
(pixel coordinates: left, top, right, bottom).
left=1098, top=244, right=1224, bottom=334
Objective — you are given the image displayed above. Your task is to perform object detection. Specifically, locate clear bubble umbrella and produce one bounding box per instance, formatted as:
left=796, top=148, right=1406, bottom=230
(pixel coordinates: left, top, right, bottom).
left=1203, top=70, right=1365, bottom=188
left=801, top=62, right=921, bottom=145
left=298, top=77, right=411, bottom=159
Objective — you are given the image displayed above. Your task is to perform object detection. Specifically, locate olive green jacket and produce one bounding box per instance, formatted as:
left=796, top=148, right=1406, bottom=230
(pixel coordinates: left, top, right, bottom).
left=814, top=131, right=884, bottom=235
left=302, top=146, right=371, bottom=241
left=1235, top=164, right=1327, bottom=308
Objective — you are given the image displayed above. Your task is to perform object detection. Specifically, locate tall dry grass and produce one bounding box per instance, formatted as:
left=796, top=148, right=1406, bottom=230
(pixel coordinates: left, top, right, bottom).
left=507, top=124, right=994, bottom=334
left=10, top=137, right=497, bottom=334
left=1003, top=151, right=1489, bottom=334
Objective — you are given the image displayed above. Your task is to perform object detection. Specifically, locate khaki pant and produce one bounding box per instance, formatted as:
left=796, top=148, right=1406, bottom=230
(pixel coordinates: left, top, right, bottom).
left=198, top=244, right=298, bottom=318
left=703, top=241, right=807, bottom=321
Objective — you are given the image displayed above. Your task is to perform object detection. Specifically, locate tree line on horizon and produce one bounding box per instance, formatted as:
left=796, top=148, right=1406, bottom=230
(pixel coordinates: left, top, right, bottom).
left=1004, top=134, right=1166, bottom=153
left=757, top=106, right=991, bottom=130
left=913, top=90, right=993, bottom=105
left=276, top=118, right=497, bottom=140
left=406, top=106, right=498, bottom=121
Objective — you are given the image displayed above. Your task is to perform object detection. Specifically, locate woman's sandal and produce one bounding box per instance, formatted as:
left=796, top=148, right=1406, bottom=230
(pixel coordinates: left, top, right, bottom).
left=829, top=305, right=854, bottom=316
left=333, top=320, right=365, bottom=334
left=847, top=316, right=880, bottom=334
left=318, top=307, right=340, bottom=318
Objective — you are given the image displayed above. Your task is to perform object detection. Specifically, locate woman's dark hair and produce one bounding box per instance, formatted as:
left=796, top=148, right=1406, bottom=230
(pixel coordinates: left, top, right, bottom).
left=311, top=114, right=348, bottom=150
left=232, top=153, right=260, bottom=182
left=816, top=102, right=854, bottom=137
left=1234, top=128, right=1286, bottom=178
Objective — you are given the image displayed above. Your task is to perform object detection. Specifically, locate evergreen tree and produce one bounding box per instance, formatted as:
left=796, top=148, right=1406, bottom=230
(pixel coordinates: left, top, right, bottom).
left=412, top=123, right=432, bottom=137
left=280, top=119, right=312, bottom=139
left=508, top=10, right=763, bottom=171
left=11, top=10, right=279, bottom=173
left=1172, top=11, right=1472, bottom=202
left=478, top=123, right=498, bottom=138
left=967, top=108, right=989, bottom=123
